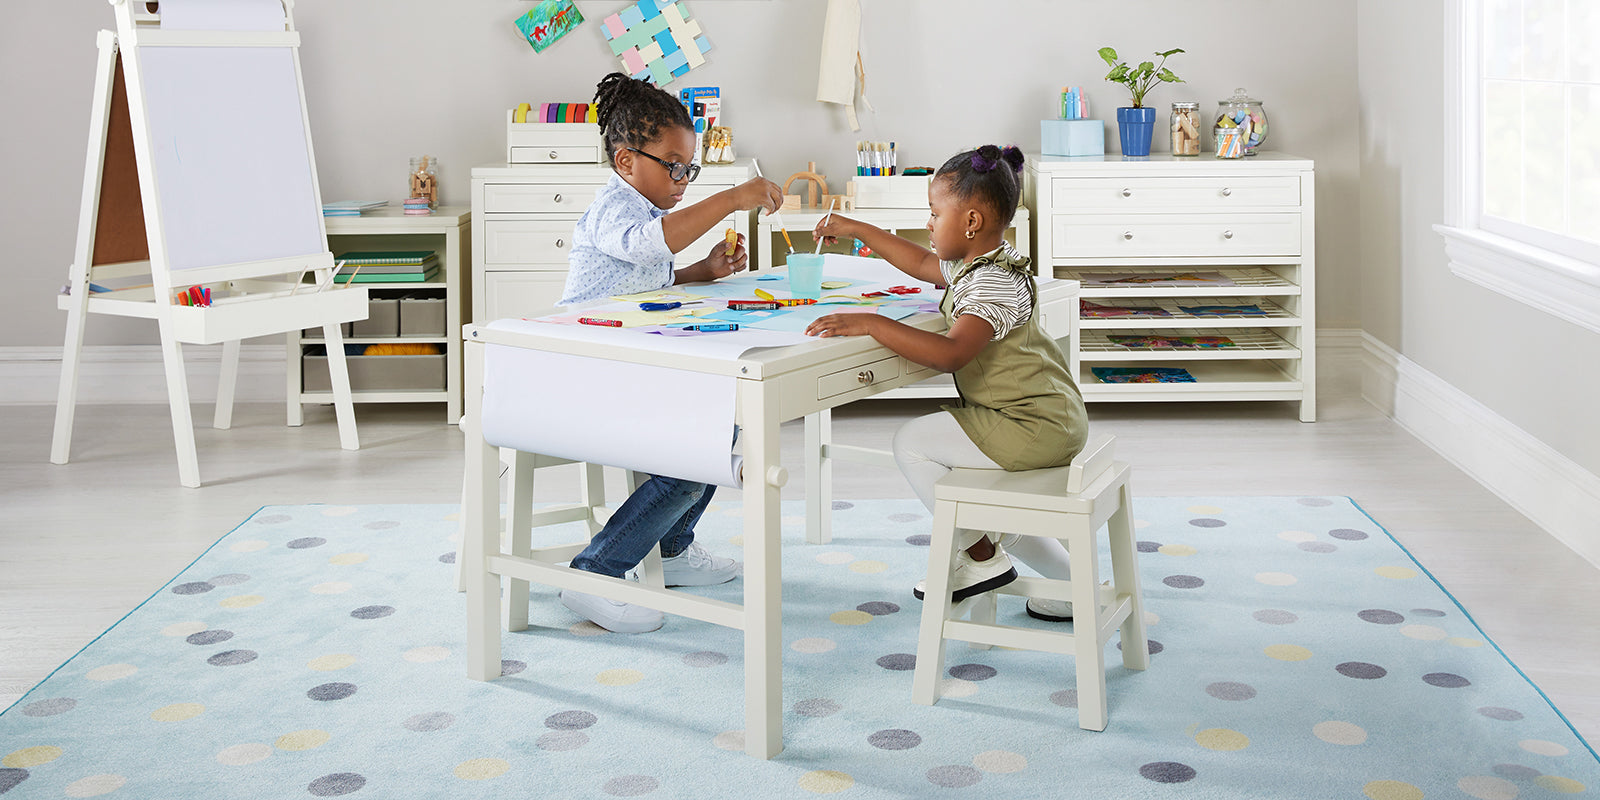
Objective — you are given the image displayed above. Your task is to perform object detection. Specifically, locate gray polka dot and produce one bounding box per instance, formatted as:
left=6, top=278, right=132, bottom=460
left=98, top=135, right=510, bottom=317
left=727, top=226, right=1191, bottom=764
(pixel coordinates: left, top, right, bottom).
left=1329, top=528, right=1369, bottom=541
left=1136, top=541, right=1161, bottom=553
left=363, top=520, right=401, bottom=530
left=795, top=698, right=842, bottom=717
left=308, top=683, right=357, bottom=701
left=1335, top=661, right=1387, bottom=679
left=868, top=729, right=922, bottom=750
left=948, top=663, right=996, bottom=681
left=207, top=649, right=257, bottom=666
left=1254, top=609, right=1298, bottom=625
left=171, top=581, right=214, bottom=595
left=538, top=731, right=589, bottom=751
left=1411, top=608, right=1447, bottom=617
left=1423, top=672, right=1471, bottom=688
left=603, top=775, right=658, bottom=796
left=904, top=534, right=931, bottom=547
left=876, top=653, right=916, bottom=671
left=209, top=573, right=250, bottom=586
left=1163, top=575, right=1204, bottom=589
left=683, top=651, right=728, bottom=668
left=21, top=698, right=76, bottom=717
left=307, top=773, right=365, bottom=796
left=286, top=537, right=326, bottom=549
left=403, top=712, right=454, bottom=732
left=1493, top=763, right=1540, bottom=779
left=1358, top=609, right=1405, bottom=625
left=1189, top=518, right=1226, bottom=528
left=856, top=601, right=900, bottom=616
left=0, top=768, right=26, bottom=793
left=1298, top=542, right=1338, bottom=553
left=1297, top=497, right=1335, bottom=506
left=186, top=630, right=234, bottom=646
left=1479, top=706, right=1524, bottom=721
left=1119, top=639, right=1164, bottom=655
left=1205, top=681, right=1256, bottom=701
left=888, top=512, right=923, bottom=523
left=831, top=500, right=854, bottom=511
left=545, top=710, right=598, bottom=730
left=927, top=765, right=982, bottom=788
left=1141, top=762, right=1197, bottom=783
left=350, top=606, right=394, bottom=620
left=438, top=552, right=456, bottom=564
left=1049, top=689, right=1078, bottom=708
left=255, top=514, right=293, bottom=525
left=501, top=660, right=526, bottom=676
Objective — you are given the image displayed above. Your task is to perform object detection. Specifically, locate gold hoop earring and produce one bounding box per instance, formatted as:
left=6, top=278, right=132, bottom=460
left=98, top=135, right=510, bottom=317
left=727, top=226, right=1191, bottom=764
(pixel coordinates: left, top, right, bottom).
left=965, top=230, right=974, bottom=239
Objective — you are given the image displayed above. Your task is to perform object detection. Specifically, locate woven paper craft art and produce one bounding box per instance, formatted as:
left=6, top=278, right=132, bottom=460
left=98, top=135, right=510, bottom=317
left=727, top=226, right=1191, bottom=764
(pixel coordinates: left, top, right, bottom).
left=600, top=0, right=711, bottom=86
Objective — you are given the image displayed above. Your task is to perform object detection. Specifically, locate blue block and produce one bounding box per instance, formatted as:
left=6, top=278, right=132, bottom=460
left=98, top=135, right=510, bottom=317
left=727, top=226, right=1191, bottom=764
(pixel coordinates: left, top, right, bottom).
left=662, top=48, right=688, bottom=72
left=1040, top=119, right=1105, bottom=157
left=655, top=29, right=680, bottom=56
left=619, top=4, right=645, bottom=28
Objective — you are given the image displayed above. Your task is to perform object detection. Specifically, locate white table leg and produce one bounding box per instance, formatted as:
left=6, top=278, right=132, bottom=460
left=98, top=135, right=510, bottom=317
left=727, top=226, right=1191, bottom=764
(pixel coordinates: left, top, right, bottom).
left=463, top=342, right=503, bottom=681
left=740, top=379, right=783, bottom=759
left=503, top=449, right=535, bottom=632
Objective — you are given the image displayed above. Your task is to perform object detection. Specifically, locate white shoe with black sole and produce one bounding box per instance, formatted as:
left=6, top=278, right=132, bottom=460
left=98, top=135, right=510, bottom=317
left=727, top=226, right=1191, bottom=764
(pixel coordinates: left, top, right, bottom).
left=913, top=548, right=1019, bottom=602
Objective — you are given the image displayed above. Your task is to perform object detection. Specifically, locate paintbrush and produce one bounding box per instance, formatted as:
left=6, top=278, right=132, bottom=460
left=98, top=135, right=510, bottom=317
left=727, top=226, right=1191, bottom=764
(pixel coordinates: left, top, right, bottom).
left=814, top=198, right=836, bottom=255
left=750, top=159, right=795, bottom=255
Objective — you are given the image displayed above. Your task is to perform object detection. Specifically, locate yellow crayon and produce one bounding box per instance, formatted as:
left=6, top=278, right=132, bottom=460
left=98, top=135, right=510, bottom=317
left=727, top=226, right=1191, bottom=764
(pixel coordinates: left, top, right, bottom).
left=725, top=227, right=738, bottom=256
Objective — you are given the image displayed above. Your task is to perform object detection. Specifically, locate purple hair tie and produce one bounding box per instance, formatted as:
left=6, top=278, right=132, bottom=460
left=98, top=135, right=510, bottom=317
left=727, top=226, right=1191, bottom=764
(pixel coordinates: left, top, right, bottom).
left=970, top=152, right=998, bottom=174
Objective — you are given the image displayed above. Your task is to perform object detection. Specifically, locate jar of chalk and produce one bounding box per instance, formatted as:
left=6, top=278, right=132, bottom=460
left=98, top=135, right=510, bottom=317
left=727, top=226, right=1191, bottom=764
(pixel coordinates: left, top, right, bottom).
left=1214, top=88, right=1269, bottom=157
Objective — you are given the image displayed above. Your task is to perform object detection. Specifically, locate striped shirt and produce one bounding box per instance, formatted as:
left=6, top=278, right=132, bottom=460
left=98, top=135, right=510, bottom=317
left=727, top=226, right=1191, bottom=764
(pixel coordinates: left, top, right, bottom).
left=940, top=243, right=1033, bottom=340
left=559, top=173, right=675, bottom=306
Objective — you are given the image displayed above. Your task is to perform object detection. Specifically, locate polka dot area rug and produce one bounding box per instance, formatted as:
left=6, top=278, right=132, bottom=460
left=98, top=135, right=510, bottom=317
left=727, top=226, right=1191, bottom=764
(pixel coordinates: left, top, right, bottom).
left=2, top=498, right=1595, bottom=799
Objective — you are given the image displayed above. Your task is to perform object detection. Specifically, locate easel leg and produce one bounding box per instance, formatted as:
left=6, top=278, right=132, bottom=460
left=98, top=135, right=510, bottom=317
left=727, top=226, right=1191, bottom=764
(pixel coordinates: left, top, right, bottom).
left=156, top=318, right=202, bottom=488
left=321, top=320, right=360, bottom=450
left=287, top=331, right=304, bottom=427
left=50, top=299, right=89, bottom=466
left=213, top=339, right=239, bottom=429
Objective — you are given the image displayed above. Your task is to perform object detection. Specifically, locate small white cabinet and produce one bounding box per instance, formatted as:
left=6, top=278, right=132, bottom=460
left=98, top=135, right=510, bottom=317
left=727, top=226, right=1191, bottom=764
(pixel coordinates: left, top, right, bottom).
left=471, top=161, right=752, bottom=322
left=1025, top=153, right=1316, bottom=421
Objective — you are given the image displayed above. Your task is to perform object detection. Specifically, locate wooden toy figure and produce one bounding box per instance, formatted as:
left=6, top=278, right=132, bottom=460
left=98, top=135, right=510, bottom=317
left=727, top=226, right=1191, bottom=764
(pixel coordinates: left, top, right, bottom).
left=409, top=155, right=438, bottom=209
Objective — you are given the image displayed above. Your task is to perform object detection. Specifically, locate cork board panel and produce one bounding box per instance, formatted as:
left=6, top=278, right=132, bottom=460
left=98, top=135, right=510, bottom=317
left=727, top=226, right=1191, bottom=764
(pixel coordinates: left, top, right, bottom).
left=91, top=52, right=150, bottom=267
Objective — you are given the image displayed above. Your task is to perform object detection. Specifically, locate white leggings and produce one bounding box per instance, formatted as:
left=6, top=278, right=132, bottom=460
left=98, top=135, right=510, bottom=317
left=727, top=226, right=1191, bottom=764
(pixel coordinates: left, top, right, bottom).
left=891, top=411, right=1073, bottom=581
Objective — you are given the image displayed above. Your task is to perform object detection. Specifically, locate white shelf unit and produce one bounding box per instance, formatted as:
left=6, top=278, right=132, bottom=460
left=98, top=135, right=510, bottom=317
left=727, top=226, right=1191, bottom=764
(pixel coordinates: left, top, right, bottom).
left=289, top=206, right=470, bottom=423
left=1025, top=153, right=1316, bottom=421
left=470, top=160, right=753, bottom=323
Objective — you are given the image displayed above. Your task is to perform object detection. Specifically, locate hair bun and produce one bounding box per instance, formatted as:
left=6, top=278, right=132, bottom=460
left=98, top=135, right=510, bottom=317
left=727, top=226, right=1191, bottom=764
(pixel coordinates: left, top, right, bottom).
left=1000, top=145, right=1025, bottom=174
left=970, top=144, right=1003, bottom=174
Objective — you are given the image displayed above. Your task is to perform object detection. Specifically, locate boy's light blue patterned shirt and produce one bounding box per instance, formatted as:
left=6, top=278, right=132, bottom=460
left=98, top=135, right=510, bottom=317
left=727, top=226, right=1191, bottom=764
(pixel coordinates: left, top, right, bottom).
left=559, top=173, right=675, bottom=305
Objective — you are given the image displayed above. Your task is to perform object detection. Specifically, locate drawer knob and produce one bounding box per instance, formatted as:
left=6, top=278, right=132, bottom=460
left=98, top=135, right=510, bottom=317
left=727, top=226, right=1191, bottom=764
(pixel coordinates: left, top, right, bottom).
left=1222, top=230, right=1234, bottom=240
left=548, top=150, right=559, bottom=160
left=1122, top=231, right=1134, bottom=241
left=1121, top=188, right=1132, bottom=198
left=1221, top=187, right=1233, bottom=197
left=555, top=238, right=565, bottom=248
left=857, top=369, right=874, bottom=384
left=553, top=193, right=563, bottom=203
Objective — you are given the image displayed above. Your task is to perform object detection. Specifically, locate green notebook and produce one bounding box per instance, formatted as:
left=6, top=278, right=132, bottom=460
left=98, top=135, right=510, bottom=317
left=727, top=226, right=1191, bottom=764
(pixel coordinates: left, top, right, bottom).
left=334, top=266, right=440, bottom=283
left=334, top=251, right=437, bottom=266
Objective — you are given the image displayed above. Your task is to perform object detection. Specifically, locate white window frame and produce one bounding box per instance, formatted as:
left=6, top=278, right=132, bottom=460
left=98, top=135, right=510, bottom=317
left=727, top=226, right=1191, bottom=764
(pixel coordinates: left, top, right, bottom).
left=1435, top=0, right=1600, bottom=335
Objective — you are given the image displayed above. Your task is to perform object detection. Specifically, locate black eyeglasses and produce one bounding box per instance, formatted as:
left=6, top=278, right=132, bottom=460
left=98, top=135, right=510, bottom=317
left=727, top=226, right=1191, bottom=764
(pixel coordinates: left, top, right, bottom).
left=627, top=147, right=700, bottom=182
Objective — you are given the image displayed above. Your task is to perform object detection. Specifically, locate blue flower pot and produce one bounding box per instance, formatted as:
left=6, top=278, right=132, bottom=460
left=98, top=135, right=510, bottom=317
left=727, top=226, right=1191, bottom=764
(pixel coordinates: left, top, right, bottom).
left=1116, top=107, right=1156, bottom=157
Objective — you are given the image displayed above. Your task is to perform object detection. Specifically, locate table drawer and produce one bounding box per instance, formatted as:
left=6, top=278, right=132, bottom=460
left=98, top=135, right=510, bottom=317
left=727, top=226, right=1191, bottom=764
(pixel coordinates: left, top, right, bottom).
left=1051, top=213, right=1302, bottom=258
left=483, top=220, right=575, bottom=268
left=818, top=355, right=901, bottom=400
left=481, top=183, right=598, bottom=214
left=1050, top=176, right=1301, bottom=211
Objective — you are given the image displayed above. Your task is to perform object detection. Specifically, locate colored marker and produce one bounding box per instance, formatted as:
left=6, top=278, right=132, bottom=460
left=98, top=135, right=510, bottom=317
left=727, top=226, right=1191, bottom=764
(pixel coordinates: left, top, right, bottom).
left=680, top=323, right=738, bottom=332
left=578, top=317, right=622, bottom=327
left=638, top=301, right=682, bottom=311
left=774, top=298, right=817, bottom=306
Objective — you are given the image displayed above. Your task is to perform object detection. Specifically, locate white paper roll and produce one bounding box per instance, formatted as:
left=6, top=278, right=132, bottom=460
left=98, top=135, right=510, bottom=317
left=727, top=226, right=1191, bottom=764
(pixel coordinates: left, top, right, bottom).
left=159, top=0, right=287, bottom=31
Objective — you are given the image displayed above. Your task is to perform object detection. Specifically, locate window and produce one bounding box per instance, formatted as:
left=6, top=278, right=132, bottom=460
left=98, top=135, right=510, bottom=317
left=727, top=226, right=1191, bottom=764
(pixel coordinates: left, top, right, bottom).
left=1437, top=0, right=1600, bottom=334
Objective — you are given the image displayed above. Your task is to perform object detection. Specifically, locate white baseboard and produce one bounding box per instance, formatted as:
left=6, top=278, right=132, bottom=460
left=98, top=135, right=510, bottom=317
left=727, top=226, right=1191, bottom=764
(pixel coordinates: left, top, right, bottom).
left=0, top=344, right=287, bottom=405
left=1361, top=332, right=1600, bottom=569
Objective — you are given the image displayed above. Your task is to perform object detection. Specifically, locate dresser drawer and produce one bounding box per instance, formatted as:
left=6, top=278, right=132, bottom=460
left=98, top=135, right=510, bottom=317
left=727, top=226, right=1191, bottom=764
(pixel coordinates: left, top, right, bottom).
left=483, top=220, right=574, bottom=268
left=481, top=183, right=598, bottom=214
left=509, top=145, right=603, bottom=164
left=1050, top=176, right=1301, bottom=211
left=818, top=355, right=901, bottom=400
left=1051, top=213, right=1302, bottom=258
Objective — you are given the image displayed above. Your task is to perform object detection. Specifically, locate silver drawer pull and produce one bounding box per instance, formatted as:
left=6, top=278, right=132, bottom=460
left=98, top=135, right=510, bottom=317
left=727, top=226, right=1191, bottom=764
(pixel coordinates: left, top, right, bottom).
left=1122, top=231, right=1134, bottom=241
left=1222, top=230, right=1234, bottom=240
left=548, top=150, right=559, bottom=160
left=1220, top=187, right=1233, bottom=197
left=553, top=193, right=563, bottom=203
left=1121, top=188, right=1132, bottom=198
left=857, top=370, right=874, bottom=384
left=555, top=238, right=565, bottom=248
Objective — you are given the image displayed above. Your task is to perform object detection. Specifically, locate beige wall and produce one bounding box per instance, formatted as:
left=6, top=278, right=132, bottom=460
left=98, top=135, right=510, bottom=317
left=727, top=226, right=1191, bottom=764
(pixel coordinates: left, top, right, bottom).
left=2, top=0, right=1360, bottom=349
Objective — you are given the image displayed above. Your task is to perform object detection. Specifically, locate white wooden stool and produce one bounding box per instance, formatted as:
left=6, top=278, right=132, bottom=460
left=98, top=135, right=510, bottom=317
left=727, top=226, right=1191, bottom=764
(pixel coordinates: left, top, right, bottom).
left=910, top=434, right=1148, bottom=731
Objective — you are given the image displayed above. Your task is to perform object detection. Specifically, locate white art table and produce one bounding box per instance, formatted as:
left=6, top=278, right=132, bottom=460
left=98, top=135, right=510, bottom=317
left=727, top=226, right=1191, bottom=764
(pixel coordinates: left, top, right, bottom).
left=461, top=257, right=1077, bottom=758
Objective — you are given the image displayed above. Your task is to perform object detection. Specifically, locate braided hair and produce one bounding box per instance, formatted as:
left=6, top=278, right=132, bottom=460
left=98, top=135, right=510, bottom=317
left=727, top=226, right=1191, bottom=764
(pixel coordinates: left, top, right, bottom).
left=592, top=72, right=694, bottom=166
left=934, top=145, right=1026, bottom=227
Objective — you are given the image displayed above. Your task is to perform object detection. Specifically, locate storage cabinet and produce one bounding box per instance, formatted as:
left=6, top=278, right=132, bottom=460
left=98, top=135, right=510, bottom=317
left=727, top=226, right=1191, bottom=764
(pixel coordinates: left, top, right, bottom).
left=289, top=206, right=470, bottom=423
left=471, top=161, right=753, bottom=322
left=1025, top=153, right=1316, bottom=421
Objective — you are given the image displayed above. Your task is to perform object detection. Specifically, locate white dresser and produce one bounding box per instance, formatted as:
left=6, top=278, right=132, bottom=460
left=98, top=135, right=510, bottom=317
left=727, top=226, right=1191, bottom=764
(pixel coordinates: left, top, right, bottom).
left=470, top=160, right=753, bottom=322
left=1025, top=153, right=1316, bottom=421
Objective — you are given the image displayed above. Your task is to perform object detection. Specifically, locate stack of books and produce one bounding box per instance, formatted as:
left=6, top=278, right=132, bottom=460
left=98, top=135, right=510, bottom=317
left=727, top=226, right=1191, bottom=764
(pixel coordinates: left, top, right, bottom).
left=403, top=197, right=433, bottom=215
left=322, top=200, right=387, bottom=217
left=333, top=251, right=440, bottom=283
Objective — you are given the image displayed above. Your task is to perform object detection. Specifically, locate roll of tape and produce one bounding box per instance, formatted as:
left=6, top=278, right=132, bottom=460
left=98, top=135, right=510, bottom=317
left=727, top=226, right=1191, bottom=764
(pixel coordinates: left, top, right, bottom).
left=513, top=102, right=531, bottom=124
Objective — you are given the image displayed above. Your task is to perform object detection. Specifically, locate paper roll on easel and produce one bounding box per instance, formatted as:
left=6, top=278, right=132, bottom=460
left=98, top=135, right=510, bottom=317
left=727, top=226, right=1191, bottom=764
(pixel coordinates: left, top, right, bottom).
left=158, top=0, right=288, bottom=31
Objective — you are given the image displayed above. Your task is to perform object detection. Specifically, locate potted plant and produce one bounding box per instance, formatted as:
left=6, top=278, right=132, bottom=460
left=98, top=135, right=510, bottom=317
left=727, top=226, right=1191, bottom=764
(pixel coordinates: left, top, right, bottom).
left=1098, top=47, right=1185, bottom=157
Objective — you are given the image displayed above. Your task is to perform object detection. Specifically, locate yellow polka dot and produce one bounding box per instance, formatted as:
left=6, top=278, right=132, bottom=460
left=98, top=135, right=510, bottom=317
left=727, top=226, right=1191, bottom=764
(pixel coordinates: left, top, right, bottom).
left=797, top=770, right=854, bottom=793
left=64, top=774, right=126, bottom=797
left=1448, top=637, right=1485, bottom=648
left=1374, top=565, right=1417, bottom=579
left=86, top=663, right=137, bottom=681
left=161, top=621, right=208, bottom=637
left=329, top=552, right=369, bottom=565
left=848, top=560, right=887, bottom=574
left=230, top=539, right=270, bottom=552
left=1158, top=544, right=1197, bottom=556
left=3, top=745, right=63, bottom=768
left=1264, top=644, right=1313, bottom=661
left=1313, top=720, right=1367, bottom=745
left=404, top=646, right=450, bottom=663
left=712, top=731, right=744, bottom=751
left=829, top=610, right=872, bottom=626
left=150, top=703, right=205, bottom=722
left=728, top=535, right=744, bottom=547
left=1363, top=780, right=1424, bottom=800
left=1144, top=610, right=1161, bottom=625
left=309, top=582, right=351, bottom=595
left=1519, top=739, right=1569, bottom=757
left=1256, top=572, right=1297, bottom=586
left=219, top=594, right=264, bottom=608
left=1187, top=505, right=1223, bottom=515
left=1400, top=624, right=1447, bottom=641
left=307, top=654, right=356, bottom=671
left=454, top=758, right=510, bottom=780
left=596, top=668, right=643, bottom=686
left=216, top=743, right=272, bottom=765
left=1534, top=775, right=1587, bottom=794
left=275, top=729, right=330, bottom=751
left=973, top=750, right=1027, bottom=772
left=442, top=512, right=460, bottom=522
left=1195, top=728, right=1250, bottom=751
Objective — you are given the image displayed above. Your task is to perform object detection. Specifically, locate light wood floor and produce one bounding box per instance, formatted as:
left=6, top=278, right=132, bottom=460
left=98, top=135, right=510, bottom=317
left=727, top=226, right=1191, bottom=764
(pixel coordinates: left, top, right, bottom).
left=4, top=365, right=1596, bottom=744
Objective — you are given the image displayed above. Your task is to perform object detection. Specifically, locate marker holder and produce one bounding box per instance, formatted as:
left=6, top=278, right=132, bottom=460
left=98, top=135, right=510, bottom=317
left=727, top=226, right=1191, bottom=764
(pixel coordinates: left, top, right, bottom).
left=1041, top=119, right=1106, bottom=157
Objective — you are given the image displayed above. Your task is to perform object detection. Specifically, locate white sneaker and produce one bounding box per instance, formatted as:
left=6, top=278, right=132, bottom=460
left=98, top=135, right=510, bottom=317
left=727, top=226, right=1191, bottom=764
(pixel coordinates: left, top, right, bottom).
left=658, top=542, right=741, bottom=587
left=1026, top=597, right=1074, bottom=621
left=913, top=546, right=1019, bottom=602
left=560, top=589, right=663, bottom=633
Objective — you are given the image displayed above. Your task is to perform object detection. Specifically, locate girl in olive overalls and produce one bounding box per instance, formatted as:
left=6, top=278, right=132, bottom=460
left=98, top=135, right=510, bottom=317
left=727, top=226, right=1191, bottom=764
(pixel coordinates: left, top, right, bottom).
left=806, top=145, right=1088, bottom=619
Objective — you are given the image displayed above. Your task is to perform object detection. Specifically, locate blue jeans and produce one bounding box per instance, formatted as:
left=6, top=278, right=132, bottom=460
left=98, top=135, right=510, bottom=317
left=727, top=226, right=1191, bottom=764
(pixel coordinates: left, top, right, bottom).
left=569, top=474, right=716, bottom=578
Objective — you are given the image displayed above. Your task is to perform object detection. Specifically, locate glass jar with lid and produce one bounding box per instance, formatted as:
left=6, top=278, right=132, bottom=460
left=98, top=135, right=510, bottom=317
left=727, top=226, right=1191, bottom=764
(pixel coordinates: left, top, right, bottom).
left=1214, top=88, right=1268, bottom=156
left=1170, top=102, right=1201, bottom=156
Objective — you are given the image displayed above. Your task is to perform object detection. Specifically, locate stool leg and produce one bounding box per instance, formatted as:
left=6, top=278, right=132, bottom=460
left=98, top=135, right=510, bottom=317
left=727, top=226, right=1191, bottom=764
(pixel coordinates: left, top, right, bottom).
left=503, top=449, right=536, bottom=632
left=912, top=499, right=960, bottom=705
left=1108, top=481, right=1149, bottom=671
left=1069, top=526, right=1108, bottom=731
left=968, top=592, right=996, bottom=651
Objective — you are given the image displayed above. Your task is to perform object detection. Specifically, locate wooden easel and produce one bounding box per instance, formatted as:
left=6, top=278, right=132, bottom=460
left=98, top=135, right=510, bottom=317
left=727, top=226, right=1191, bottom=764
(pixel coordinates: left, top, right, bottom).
left=51, top=0, right=366, bottom=488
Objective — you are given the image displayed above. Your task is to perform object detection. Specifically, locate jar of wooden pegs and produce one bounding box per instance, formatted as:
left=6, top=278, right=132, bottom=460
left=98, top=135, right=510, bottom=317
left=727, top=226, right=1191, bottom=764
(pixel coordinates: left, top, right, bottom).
left=1170, top=102, right=1201, bottom=156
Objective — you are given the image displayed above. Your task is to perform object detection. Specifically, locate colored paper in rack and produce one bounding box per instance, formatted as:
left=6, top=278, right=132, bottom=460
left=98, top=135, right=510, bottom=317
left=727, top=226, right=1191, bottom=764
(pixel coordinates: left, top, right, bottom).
left=480, top=342, right=743, bottom=488
left=158, top=0, right=286, bottom=31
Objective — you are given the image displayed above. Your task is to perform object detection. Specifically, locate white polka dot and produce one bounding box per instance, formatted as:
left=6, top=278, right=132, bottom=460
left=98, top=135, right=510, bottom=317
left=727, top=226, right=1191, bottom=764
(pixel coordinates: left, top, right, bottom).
left=320, top=506, right=358, bottom=517
left=791, top=637, right=837, bottom=654
left=1134, top=518, right=1152, bottom=529
left=1277, top=530, right=1317, bottom=543
left=1457, top=775, right=1518, bottom=800
left=1186, top=505, right=1224, bottom=515
left=1400, top=624, right=1448, bottom=641
left=161, top=621, right=208, bottom=637
left=1313, top=720, right=1368, bottom=745
left=848, top=560, right=887, bottom=574
left=86, top=663, right=137, bottom=681
left=308, top=654, right=356, bottom=671
left=973, top=750, right=1027, bottom=773
left=229, top=539, right=270, bottom=552
left=310, top=582, right=352, bottom=595
left=64, top=774, right=126, bottom=797
left=569, top=621, right=608, bottom=636
left=404, top=646, right=450, bottom=663
left=815, top=551, right=854, bottom=565
left=216, top=743, right=273, bottom=765
left=1255, top=571, right=1297, bottom=586
left=712, top=730, right=745, bottom=751
left=938, top=677, right=978, bottom=698
left=1519, top=739, right=1569, bottom=757
left=1144, top=610, right=1161, bottom=626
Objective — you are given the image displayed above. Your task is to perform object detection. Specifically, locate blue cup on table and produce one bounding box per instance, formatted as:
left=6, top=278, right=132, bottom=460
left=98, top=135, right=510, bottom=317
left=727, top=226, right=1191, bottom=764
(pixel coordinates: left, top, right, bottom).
left=786, top=254, right=824, bottom=300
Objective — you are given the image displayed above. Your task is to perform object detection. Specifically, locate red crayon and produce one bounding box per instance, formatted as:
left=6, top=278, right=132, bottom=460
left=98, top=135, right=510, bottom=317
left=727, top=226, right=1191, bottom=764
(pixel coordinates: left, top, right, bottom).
left=578, top=317, right=622, bottom=327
